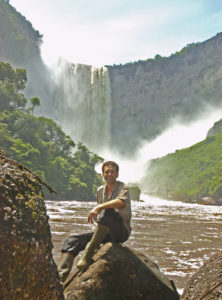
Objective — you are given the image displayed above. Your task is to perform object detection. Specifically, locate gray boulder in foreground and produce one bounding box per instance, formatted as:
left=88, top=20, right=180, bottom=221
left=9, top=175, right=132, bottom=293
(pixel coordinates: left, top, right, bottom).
left=64, top=243, right=180, bottom=300
left=0, top=151, right=64, bottom=300
left=181, top=251, right=222, bottom=300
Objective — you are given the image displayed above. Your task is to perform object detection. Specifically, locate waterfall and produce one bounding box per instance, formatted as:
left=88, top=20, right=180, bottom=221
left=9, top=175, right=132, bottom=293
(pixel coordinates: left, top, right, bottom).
left=55, top=59, right=112, bottom=152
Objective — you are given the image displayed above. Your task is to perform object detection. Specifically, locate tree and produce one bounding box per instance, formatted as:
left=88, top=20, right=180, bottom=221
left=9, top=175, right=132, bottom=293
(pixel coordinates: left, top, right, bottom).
left=0, top=110, right=103, bottom=200
left=0, top=61, right=27, bottom=111
left=29, top=97, right=40, bottom=115
left=142, top=127, right=222, bottom=204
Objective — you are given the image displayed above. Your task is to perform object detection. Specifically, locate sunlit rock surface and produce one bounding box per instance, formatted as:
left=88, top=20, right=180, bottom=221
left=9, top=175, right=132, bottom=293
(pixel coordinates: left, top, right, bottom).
left=181, top=251, right=222, bottom=300
left=64, top=243, right=180, bottom=300
left=0, top=150, right=64, bottom=300
left=207, top=118, right=222, bottom=137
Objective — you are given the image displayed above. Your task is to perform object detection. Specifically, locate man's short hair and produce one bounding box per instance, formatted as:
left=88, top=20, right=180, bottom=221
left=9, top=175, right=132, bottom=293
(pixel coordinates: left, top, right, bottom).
left=102, top=161, right=119, bottom=173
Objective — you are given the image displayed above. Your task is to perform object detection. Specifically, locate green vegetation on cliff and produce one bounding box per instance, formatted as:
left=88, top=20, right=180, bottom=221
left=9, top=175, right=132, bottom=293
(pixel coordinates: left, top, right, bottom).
left=0, top=0, right=55, bottom=117
left=0, top=0, right=42, bottom=65
left=106, top=41, right=202, bottom=68
left=0, top=61, right=27, bottom=111
left=142, top=123, right=222, bottom=205
left=0, top=60, right=103, bottom=200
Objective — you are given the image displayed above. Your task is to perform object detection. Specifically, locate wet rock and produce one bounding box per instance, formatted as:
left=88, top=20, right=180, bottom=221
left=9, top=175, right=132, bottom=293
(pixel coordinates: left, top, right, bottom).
left=64, top=243, right=180, bottom=300
left=129, top=186, right=141, bottom=201
left=198, top=197, right=216, bottom=205
left=181, top=251, right=222, bottom=300
left=216, top=198, right=222, bottom=205
left=0, top=151, right=64, bottom=300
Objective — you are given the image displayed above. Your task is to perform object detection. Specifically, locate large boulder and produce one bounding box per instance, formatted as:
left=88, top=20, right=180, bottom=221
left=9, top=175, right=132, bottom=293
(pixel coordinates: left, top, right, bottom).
left=0, top=151, right=64, bottom=300
left=64, top=243, right=180, bottom=300
left=129, top=186, right=141, bottom=201
left=181, top=251, right=222, bottom=300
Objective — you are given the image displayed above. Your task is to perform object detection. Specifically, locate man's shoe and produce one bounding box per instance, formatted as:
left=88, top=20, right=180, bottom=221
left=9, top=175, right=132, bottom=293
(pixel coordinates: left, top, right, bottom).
left=76, top=224, right=109, bottom=271
left=57, top=252, right=75, bottom=283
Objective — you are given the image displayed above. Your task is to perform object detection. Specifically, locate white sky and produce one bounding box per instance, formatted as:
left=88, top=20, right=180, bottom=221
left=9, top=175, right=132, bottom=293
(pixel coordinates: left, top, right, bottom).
left=10, top=0, right=222, bottom=67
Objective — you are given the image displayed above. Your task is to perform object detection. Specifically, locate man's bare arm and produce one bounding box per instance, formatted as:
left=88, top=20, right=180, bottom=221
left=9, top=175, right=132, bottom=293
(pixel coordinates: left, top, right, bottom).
left=88, top=199, right=125, bottom=223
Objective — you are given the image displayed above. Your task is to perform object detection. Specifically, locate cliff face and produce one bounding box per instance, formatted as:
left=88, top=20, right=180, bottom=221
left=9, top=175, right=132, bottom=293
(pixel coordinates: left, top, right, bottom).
left=0, top=0, right=41, bottom=66
left=55, top=34, right=222, bottom=155
left=108, top=33, right=222, bottom=154
left=1, top=0, right=222, bottom=156
left=0, top=0, right=55, bottom=115
left=207, top=118, right=222, bottom=137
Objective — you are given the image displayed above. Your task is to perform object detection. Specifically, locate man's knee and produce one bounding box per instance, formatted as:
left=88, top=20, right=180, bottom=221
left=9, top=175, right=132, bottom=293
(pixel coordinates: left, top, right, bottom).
left=97, top=209, right=120, bottom=228
left=61, top=232, right=93, bottom=257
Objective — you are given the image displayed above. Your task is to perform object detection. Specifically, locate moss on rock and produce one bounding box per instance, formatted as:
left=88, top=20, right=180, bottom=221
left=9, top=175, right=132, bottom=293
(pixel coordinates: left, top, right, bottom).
left=0, top=150, right=64, bottom=299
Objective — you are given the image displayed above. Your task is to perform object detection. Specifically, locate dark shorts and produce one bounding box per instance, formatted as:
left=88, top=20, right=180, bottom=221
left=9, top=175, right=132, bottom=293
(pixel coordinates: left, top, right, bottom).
left=61, top=208, right=129, bottom=256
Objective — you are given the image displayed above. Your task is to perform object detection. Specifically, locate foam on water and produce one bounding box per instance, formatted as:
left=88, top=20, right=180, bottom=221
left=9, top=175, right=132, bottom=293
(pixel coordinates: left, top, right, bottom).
left=46, top=194, right=222, bottom=291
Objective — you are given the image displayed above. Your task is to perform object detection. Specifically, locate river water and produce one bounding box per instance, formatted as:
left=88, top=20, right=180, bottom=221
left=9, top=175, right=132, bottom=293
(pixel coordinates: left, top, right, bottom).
left=46, top=195, right=222, bottom=293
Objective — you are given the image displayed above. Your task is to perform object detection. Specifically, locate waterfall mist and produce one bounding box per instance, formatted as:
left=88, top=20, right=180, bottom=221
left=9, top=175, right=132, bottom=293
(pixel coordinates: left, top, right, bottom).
left=54, top=59, right=111, bottom=152
left=95, top=107, right=222, bottom=185
left=37, top=57, right=222, bottom=188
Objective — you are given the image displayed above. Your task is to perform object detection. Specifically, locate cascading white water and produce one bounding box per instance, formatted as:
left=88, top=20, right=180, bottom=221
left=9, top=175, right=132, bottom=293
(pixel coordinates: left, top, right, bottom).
left=96, top=108, right=222, bottom=184
left=55, top=59, right=112, bottom=152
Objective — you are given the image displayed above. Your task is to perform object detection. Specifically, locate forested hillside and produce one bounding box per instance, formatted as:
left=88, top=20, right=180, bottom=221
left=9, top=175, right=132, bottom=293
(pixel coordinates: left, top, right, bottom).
left=142, top=122, right=222, bottom=205
left=0, top=0, right=41, bottom=66
left=0, top=0, right=55, bottom=116
left=0, top=60, right=103, bottom=200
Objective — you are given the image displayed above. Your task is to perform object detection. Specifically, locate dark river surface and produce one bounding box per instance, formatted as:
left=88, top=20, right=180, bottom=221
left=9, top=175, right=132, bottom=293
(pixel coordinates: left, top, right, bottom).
left=46, top=195, right=222, bottom=293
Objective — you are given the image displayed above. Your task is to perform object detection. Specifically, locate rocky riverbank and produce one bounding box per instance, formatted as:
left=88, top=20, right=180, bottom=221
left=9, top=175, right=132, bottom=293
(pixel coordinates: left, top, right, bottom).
left=1, top=150, right=221, bottom=299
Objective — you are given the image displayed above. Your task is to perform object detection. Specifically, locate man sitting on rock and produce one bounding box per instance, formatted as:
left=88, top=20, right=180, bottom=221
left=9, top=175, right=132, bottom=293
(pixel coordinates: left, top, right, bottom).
left=57, top=161, right=132, bottom=282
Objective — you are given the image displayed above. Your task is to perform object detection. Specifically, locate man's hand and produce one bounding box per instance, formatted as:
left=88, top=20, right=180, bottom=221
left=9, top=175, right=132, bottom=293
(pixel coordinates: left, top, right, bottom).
left=88, top=205, right=102, bottom=224
left=88, top=199, right=125, bottom=223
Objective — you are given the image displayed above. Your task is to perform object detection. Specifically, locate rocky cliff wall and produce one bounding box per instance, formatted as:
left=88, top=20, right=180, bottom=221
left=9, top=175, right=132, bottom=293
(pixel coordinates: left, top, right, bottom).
left=108, top=33, right=222, bottom=154
left=0, top=0, right=55, bottom=116
left=1, top=0, right=222, bottom=156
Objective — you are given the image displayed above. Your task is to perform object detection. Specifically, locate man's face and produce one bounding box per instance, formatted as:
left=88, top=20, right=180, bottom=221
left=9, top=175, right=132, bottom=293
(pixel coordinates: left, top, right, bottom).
left=102, top=165, right=118, bottom=184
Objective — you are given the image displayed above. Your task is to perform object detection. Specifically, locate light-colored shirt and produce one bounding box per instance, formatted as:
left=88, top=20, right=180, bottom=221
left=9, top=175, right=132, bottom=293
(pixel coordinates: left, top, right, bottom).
left=96, top=180, right=132, bottom=235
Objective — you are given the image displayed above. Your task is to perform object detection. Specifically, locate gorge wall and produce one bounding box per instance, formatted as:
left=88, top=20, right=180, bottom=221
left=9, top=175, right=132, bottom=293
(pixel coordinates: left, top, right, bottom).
left=54, top=33, right=222, bottom=155
left=0, top=0, right=55, bottom=116
left=1, top=0, right=222, bottom=156
left=108, top=33, right=222, bottom=154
